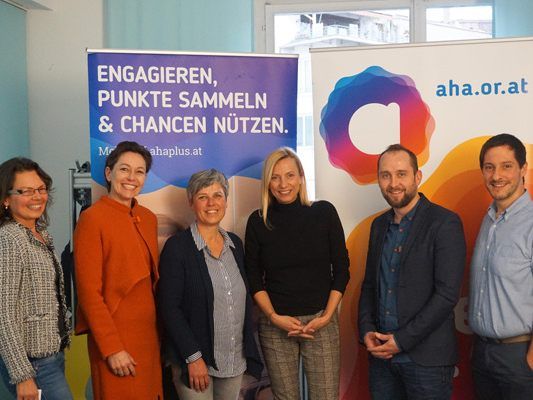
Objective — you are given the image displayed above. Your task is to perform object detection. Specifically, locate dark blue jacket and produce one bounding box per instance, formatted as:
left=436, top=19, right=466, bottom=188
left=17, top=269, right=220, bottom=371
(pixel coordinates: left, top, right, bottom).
left=157, top=228, right=263, bottom=381
left=358, top=194, right=466, bottom=366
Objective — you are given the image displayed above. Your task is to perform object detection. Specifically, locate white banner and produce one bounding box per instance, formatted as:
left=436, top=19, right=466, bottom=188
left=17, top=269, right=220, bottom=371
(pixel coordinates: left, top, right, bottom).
left=312, top=37, right=533, bottom=399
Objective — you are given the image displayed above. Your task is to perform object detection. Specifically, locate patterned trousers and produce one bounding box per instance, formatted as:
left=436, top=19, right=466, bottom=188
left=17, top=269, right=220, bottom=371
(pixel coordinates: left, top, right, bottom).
left=258, top=311, right=340, bottom=400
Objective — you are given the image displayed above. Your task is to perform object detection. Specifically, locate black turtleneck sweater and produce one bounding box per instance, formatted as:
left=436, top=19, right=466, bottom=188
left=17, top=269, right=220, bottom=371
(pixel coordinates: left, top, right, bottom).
left=244, top=200, right=350, bottom=316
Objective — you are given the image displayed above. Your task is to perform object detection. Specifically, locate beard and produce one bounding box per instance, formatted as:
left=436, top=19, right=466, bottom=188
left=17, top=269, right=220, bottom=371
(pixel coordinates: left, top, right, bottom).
left=382, top=186, right=418, bottom=209
left=486, top=179, right=521, bottom=202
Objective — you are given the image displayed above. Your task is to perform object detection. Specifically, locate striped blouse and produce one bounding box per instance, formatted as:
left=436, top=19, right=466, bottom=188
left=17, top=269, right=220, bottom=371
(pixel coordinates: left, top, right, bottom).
left=190, top=222, right=247, bottom=378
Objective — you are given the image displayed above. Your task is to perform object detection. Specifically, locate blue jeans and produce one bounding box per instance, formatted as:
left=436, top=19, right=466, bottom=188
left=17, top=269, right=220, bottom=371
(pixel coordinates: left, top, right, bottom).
left=0, top=352, right=73, bottom=400
left=368, top=356, right=454, bottom=400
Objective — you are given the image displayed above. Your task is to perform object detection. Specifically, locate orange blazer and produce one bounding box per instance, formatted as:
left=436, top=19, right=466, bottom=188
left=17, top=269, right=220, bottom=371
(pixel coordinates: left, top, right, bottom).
left=74, top=196, right=159, bottom=358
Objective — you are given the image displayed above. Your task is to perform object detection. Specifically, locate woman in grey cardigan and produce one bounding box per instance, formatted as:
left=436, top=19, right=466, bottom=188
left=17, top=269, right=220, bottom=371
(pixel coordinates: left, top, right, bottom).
left=0, top=158, right=72, bottom=400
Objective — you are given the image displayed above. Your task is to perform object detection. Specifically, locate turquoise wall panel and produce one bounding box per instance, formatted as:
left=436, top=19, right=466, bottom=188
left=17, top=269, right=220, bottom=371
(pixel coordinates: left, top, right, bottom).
left=0, top=2, right=29, bottom=162
left=104, top=0, right=253, bottom=52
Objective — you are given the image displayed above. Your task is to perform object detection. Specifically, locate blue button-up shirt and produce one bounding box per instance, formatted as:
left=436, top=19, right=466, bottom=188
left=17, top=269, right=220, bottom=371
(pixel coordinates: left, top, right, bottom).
left=379, top=204, right=418, bottom=332
left=379, top=201, right=419, bottom=361
left=468, top=190, right=533, bottom=338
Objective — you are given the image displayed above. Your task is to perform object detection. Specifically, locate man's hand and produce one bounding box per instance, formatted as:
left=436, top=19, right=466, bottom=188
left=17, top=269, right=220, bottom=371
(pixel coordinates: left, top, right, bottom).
left=363, top=331, right=382, bottom=350
left=367, top=332, right=400, bottom=359
left=526, top=348, right=533, bottom=370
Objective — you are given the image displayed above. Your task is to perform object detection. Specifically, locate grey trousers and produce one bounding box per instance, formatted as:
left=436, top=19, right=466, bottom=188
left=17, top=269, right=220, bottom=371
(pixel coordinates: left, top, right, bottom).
left=258, top=311, right=340, bottom=400
left=171, top=365, right=243, bottom=400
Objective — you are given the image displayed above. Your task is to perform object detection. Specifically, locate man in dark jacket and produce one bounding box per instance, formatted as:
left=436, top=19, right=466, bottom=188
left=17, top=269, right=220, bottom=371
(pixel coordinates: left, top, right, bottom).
left=358, top=144, right=466, bottom=400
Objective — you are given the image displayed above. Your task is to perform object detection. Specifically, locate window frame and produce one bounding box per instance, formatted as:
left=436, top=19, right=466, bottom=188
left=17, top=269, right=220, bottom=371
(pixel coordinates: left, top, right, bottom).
left=414, top=0, right=494, bottom=42
left=254, top=0, right=493, bottom=199
left=254, top=0, right=494, bottom=52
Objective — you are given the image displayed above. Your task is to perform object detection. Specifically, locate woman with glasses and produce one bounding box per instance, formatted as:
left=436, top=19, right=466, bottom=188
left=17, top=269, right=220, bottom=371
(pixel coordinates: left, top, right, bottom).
left=245, top=147, right=350, bottom=399
left=0, top=157, right=72, bottom=400
left=74, top=141, right=162, bottom=399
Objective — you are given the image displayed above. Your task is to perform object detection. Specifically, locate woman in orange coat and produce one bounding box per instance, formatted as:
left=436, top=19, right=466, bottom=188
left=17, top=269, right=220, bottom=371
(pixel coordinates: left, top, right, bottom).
left=74, top=141, right=162, bottom=399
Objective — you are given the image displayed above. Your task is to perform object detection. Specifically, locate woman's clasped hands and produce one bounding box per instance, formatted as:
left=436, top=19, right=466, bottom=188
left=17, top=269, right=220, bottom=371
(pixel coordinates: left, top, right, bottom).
left=270, top=312, right=331, bottom=339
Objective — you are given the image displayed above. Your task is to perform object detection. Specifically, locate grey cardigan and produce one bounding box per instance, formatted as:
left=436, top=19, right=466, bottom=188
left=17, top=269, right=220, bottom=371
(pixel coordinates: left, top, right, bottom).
left=0, top=221, right=71, bottom=384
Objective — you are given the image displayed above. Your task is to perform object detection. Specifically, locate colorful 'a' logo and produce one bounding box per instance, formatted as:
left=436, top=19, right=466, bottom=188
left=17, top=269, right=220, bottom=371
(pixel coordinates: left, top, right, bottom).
left=320, top=66, right=434, bottom=184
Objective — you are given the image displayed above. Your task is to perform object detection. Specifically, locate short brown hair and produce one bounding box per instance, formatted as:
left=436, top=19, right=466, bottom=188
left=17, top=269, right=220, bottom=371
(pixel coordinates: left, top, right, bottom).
left=378, top=144, right=419, bottom=172
left=104, top=141, right=152, bottom=190
left=479, top=133, right=526, bottom=168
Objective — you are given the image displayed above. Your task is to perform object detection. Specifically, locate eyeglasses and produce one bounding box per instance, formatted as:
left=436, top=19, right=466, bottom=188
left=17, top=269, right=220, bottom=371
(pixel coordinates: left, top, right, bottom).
left=8, top=187, right=48, bottom=197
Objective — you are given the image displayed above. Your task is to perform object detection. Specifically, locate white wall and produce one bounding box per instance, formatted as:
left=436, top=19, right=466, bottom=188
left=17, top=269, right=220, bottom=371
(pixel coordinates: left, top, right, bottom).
left=27, top=1, right=103, bottom=246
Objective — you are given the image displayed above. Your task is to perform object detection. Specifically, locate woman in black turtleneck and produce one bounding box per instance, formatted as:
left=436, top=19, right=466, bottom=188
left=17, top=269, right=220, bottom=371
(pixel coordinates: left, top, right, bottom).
left=245, top=147, right=350, bottom=399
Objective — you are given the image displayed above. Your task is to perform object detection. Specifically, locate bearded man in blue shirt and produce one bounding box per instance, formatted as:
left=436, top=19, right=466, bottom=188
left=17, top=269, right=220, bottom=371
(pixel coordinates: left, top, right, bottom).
left=469, top=133, right=533, bottom=400
left=359, top=144, right=466, bottom=400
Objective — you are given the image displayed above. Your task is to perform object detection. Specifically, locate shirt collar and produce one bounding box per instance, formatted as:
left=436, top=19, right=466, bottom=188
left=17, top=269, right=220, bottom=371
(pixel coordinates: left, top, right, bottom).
left=190, top=221, right=235, bottom=251
left=10, top=220, right=52, bottom=248
left=487, top=190, right=531, bottom=221
left=101, top=195, right=138, bottom=214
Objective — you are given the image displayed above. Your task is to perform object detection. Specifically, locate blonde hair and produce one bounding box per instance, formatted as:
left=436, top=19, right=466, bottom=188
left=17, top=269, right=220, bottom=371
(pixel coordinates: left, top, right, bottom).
left=260, top=147, right=310, bottom=227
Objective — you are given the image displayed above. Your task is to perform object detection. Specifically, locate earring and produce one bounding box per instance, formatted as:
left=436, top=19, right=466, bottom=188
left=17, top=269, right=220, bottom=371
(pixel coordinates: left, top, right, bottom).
left=3, top=204, right=8, bottom=210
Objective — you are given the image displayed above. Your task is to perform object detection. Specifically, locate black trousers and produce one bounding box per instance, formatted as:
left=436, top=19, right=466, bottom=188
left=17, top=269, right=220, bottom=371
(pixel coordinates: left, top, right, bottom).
left=472, top=337, right=533, bottom=400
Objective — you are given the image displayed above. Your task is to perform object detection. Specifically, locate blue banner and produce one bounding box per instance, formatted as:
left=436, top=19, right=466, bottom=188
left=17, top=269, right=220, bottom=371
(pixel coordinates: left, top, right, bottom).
left=88, top=51, right=298, bottom=192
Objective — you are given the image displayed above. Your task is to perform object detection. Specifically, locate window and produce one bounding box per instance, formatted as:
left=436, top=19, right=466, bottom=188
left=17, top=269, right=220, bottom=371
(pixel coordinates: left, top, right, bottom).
left=274, top=9, right=410, bottom=53
left=255, top=0, right=493, bottom=198
left=425, top=6, right=492, bottom=41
